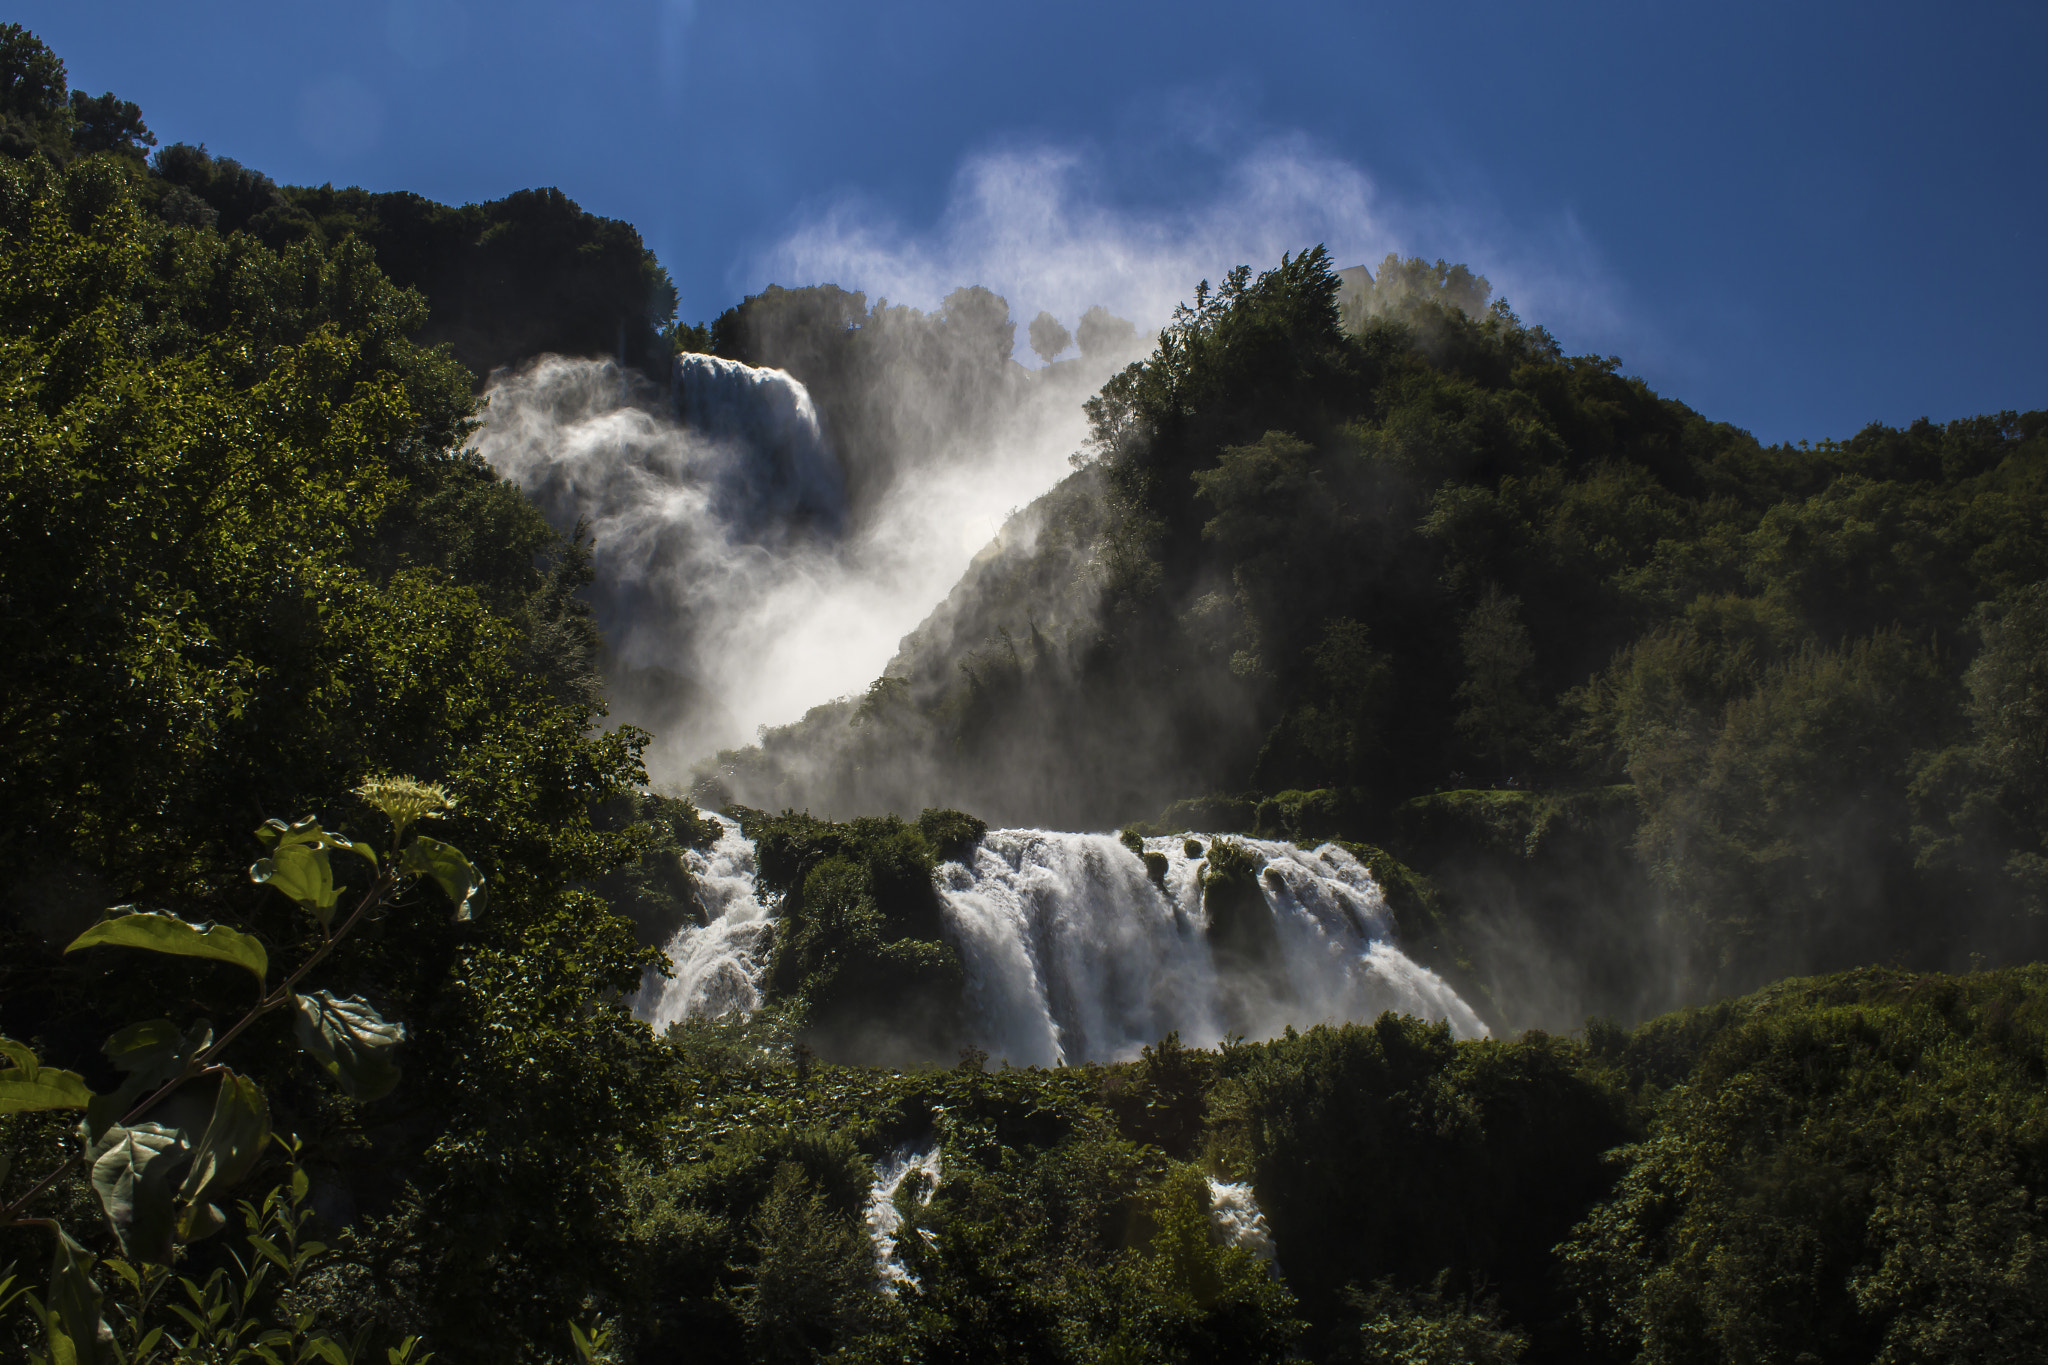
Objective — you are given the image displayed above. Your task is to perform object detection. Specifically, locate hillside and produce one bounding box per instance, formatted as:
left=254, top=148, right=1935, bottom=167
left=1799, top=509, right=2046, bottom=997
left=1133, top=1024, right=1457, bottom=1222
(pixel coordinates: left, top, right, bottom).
left=700, top=252, right=2048, bottom=1027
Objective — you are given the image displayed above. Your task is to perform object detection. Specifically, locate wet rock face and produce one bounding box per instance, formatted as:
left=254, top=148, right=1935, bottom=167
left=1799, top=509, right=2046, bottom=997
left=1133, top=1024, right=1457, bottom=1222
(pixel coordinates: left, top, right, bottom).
left=1201, top=841, right=1287, bottom=1035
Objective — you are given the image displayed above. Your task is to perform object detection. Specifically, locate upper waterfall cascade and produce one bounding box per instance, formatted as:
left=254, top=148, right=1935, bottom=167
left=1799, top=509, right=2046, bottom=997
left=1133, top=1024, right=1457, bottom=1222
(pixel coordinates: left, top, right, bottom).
left=473, top=355, right=852, bottom=767
left=472, top=347, right=1108, bottom=778
left=635, top=824, right=1486, bottom=1060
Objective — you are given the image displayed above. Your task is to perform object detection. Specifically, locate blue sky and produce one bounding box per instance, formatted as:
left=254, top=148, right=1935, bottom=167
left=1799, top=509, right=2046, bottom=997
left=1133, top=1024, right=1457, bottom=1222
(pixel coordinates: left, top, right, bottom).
left=16, top=0, right=2045, bottom=445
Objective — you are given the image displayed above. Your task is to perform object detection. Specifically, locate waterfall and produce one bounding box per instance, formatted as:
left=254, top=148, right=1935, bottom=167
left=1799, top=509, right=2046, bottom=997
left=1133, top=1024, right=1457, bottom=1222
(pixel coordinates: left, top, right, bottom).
left=473, top=350, right=1108, bottom=782
left=1207, top=1178, right=1277, bottom=1263
left=671, top=353, right=846, bottom=539
left=866, top=1141, right=943, bottom=1294
left=631, top=821, right=1485, bottom=1060
left=937, top=831, right=1485, bottom=1066
left=474, top=355, right=850, bottom=770
left=633, top=813, right=772, bottom=1032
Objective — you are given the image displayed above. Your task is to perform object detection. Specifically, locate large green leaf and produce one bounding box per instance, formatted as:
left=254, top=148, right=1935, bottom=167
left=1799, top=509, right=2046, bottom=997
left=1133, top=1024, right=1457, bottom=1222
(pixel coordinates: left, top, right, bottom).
left=0, top=1036, right=96, bottom=1114
left=0, top=1064, right=95, bottom=1113
left=399, top=835, right=486, bottom=921
left=292, top=992, right=405, bottom=1101
left=85, top=1018, right=212, bottom=1141
left=254, top=816, right=379, bottom=871
left=250, top=842, right=341, bottom=929
left=87, top=1122, right=190, bottom=1264
left=0, top=1066, right=95, bottom=1114
left=174, top=1070, right=270, bottom=1242
left=64, top=912, right=268, bottom=986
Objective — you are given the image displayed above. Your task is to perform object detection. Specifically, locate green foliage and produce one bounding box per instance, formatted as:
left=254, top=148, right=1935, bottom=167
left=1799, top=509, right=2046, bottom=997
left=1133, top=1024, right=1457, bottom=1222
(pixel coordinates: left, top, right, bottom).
left=1454, top=585, right=1545, bottom=777
left=282, top=181, right=678, bottom=381
left=0, top=26, right=154, bottom=166
left=0, top=1041, right=96, bottom=1116
left=1561, top=966, right=2048, bottom=1364
left=1209, top=1014, right=1630, bottom=1358
left=3, top=799, right=489, bottom=1359
left=67, top=915, right=270, bottom=987
left=737, top=809, right=964, bottom=1062
left=730, top=1160, right=878, bottom=1363
left=587, top=791, right=721, bottom=950
left=1335, top=1275, right=1527, bottom=1365
left=915, top=808, right=988, bottom=862
left=0, top=118, right=667, bottom=1361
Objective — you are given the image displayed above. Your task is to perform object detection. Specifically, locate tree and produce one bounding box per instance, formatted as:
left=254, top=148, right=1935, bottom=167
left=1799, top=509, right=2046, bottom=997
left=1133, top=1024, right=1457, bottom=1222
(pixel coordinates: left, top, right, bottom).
left=1027, top=310, right=1071, bottom=364
left=1964, top=582, right=2048, bottom=910
left=1360, top=254, right=1493, bottom=321
left=0, top=24, right=65, bottom=125
left=1454, top=586, right=1541, bottom=778
left=67, top=91, right=152, bottom=157
left=1075, top=303, right=1137, bottom=360
left=0, top=147, right=666, bottom=1360
left=938, top=284, right=1015, bottom=367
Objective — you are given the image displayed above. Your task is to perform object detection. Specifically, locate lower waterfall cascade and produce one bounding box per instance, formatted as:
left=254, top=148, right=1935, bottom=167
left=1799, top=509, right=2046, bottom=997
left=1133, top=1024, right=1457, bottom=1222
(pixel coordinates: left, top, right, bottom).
left=866, top=1141, right=944, bottom=1294
left=634, top=824, right=1486, bottom=1059
left=630, top=813, right=772, bottom=1033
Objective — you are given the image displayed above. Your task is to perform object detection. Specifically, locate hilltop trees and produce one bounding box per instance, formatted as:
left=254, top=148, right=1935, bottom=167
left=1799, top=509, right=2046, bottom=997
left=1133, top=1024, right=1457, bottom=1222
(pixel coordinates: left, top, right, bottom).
left=0, top=23, right=155, bottom=163
left=1029, top=310, right=1073, bottom=363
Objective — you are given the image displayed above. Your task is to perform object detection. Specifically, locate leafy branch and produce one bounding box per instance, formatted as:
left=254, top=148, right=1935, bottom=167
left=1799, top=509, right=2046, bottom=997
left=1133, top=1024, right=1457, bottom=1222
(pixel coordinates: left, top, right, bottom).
left=0, top=777, right=483, bottom=1362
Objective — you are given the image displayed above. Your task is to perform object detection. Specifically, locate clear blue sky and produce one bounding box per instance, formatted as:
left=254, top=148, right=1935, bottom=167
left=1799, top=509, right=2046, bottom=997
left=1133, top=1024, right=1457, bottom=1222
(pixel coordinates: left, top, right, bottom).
left=15, top=0, right=2045, bottom=445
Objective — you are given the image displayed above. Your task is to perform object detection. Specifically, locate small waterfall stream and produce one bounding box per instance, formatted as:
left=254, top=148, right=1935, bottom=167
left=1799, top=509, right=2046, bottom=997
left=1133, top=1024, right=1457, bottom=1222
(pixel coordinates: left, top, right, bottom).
left=1207, top=1179, right=1277, bottom=1263
left=866, top=1141, right=943, bottom=1294
left=632, top=813, right=772, bottom=1033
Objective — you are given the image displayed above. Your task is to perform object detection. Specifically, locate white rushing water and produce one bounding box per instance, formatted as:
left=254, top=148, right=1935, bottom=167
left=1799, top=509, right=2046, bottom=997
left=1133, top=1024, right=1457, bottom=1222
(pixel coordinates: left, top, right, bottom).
left=632, top=813, right=772, bottom=1033
left=866, top=1141, right=944, bottom=1294
left=475, top=351, right=1110, bottom=778
left=938, top=831, right=1485, bottom=1066
left=476, top=355, right=849, bottom=768
left=1207, top=1178, right=1277, bottom=1264
left=633, top=823, right=1485, bottom=1060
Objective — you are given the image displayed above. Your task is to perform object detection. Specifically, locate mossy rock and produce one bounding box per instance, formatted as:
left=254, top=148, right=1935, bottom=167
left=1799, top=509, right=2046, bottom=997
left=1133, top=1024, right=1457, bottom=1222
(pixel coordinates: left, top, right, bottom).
left=743, top=808, right=965, bottom=1061
left=1202, top=839, right=1278, bottom=968
left=1142, top=850, right=1170, bottom=888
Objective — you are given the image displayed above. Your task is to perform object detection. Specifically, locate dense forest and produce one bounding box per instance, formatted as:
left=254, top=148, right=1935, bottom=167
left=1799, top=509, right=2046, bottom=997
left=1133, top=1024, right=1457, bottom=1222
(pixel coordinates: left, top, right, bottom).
left=4, top=24, right=2047, bottom=1365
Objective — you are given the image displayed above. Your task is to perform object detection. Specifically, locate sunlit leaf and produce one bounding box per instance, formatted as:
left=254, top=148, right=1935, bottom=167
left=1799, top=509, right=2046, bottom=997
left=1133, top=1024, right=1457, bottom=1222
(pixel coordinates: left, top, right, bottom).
left=292, top=992, right=405, bottom=1101
left=254, top=816, right=379, bottom=870
left=87, top=1122, right=190, bottom=1264
left=398, top=835, right=485, bottom=921
left=65, top=912, right=267, bottom=986
left=250, top=843, right=341, bottom=929
left=1, top=1036, right=37, bottom=1073
left=0, top=1065, right=95, bottom=1114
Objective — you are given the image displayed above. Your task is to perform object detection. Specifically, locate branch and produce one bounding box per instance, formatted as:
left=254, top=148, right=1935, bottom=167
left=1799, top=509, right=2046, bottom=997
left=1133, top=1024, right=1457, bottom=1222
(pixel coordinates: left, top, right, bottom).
left=0, top=869, right=394, bottom=1229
